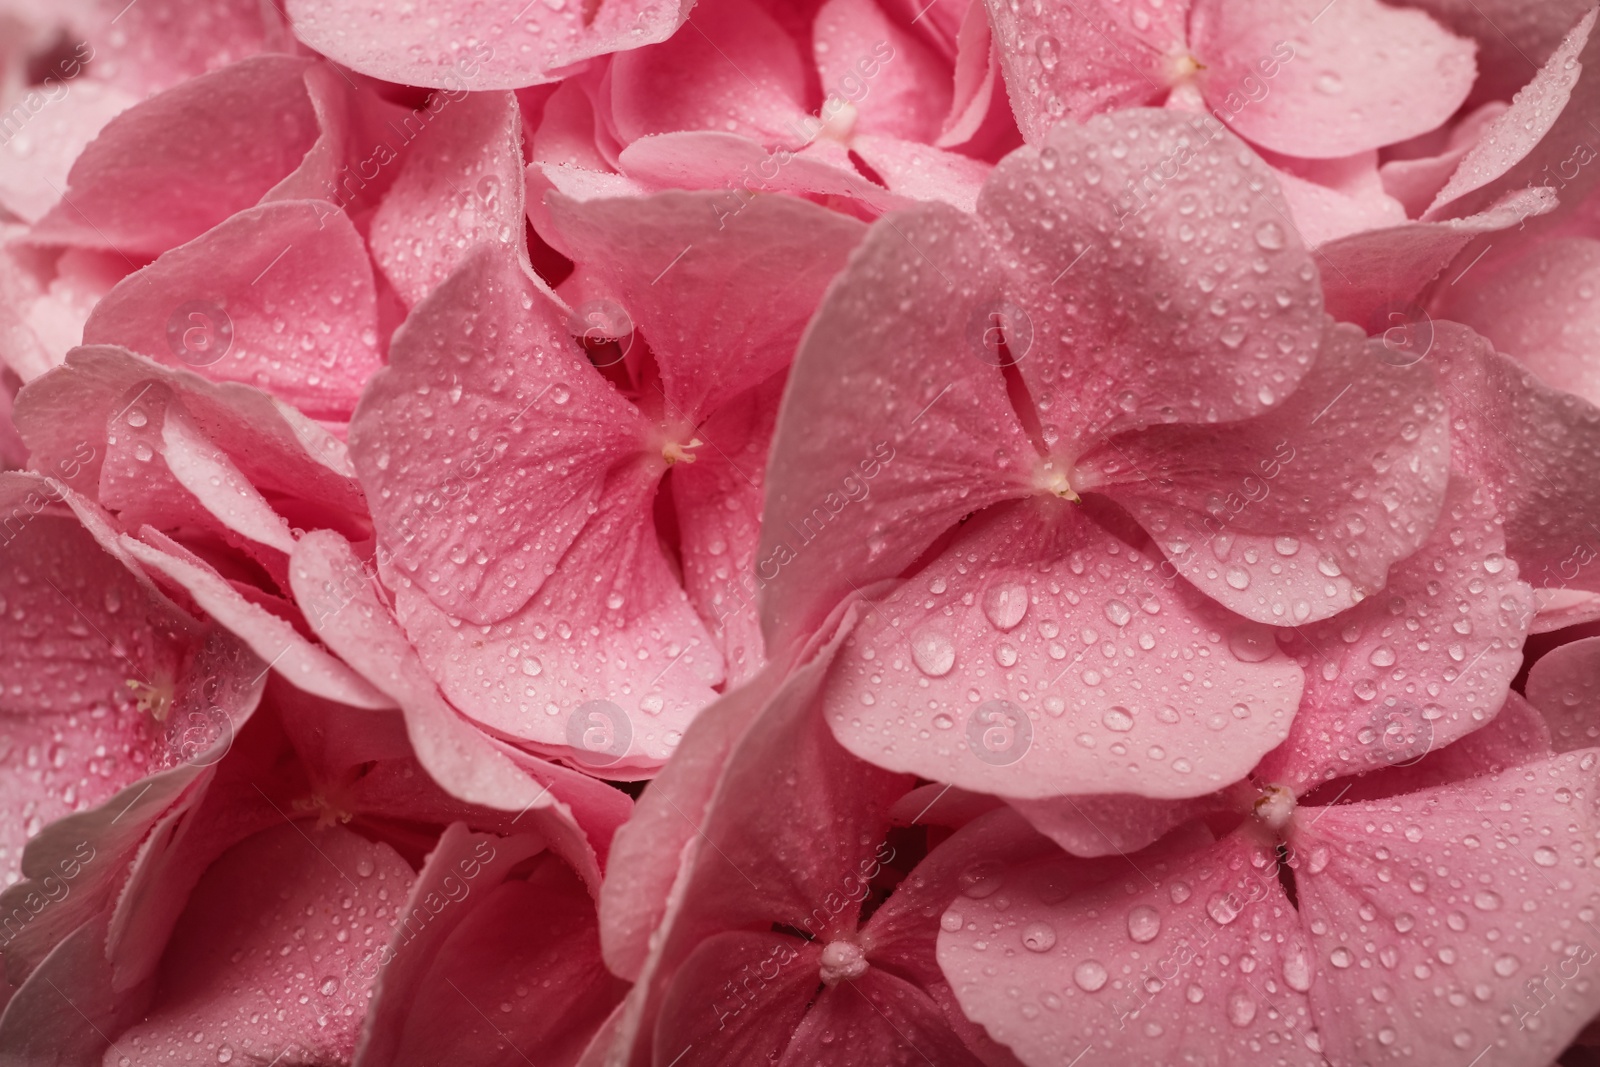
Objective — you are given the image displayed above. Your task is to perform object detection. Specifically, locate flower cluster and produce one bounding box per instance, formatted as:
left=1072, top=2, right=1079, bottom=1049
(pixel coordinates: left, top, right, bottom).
left=3, top=0, right=1600, bottom=1064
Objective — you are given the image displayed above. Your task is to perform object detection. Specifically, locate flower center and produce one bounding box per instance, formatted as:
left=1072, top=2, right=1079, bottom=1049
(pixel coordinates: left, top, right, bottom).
left=818, top=940, right=869, bottom=985
left=127, top=673, right=176, bottom=722
left=1166, top=51, right=1206, bottom=84
left=1253, top=784, right=1297, bottom=831
left=662, top=438, right=702, bottom=465
left=1033, top=460, right=1080, bottom=502
left=818, top=101, right=859, bottom=143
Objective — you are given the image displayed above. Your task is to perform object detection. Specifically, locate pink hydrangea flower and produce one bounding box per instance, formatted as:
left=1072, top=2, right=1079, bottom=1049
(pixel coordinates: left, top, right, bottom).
left=5, top=0, right=1600, bottom=1063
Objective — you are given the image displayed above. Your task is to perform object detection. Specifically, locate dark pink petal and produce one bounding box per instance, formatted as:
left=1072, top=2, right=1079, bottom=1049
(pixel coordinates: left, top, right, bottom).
left=1256, top=476, right=1534, bottom=791
left=82, top=201, right=382, bottom=421
left=825, top=497, right=1303, bottom=799
left=29, top=56, right=333, bottom=258
left=286, top=0, right=688, bottom=90
left=813, top=0, right=952, bottom=144
left=349, top=244, right=644, bottom=626
left=108, top=823, right=415, bottom=1066
left=1431, top=322, right=1600, bottom=595
left=370, top=92, right=530, bottom=310
left=1435, top=236, right=1600, bottom=407
left=652, top=931, right=821, bottom=1066
left=1292, top=750, right=1600, bottom=1064
left=940, top=827, right=1316, bottom=1066
left=982, top=0, right=1186, bottom=143
left=610, top=0, right=808, bottom=145
left=1093, top=322, right=1450, bottom=625
left=1191, top=0, right=1476, bottom=157
left=1527, top=636, right=1600, bottom=751
left=544, top=189, right=866, bottom=418
left=1425, top=8, right=1599, bottom=219
left=288, top=529, right=628, bottom=865
left=775, top=970, right=986, bottom=1067
left=598, top=666, right=782, bottom=980
left=862, top=807, right=1054, bottom=987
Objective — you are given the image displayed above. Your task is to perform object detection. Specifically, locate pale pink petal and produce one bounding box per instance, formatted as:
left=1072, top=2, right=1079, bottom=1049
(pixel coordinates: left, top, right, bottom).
left=888, top=783, right=1004, bottom=830
left=1432, top=322, right=1600, bottom=595
left=288, top=529, right=627, bottom=865
left=940, top=828, right=1316, bottom=1066
left=388, top=460, right=723, bottom=774
left=287, top=0, right=689, bottom=90
left=544, top=188, right=865, bottom=417
left=1255, top=476, right=1534, bottom=791
left=0, top=241, right=128, bottom=381
left=1315, top=186, right=1556, bottom=333
left=1527, top=636, right=1600, bottom=751
left=107, top=823, right=415, bottom=1066
left=987, top=111, right=1325, bottom=449
left=83, top=201, right=382, bottom=421
left=370, top=92, right=529, bottom=310
left=1293, top=751, right=1600, bottom=1064
left=0, top=917, right=140, bottom=1065
left=120, top=534, right=392, bottom=709
left=1380, top=101, right=1509, bottom=218
left=348, top=244, right=644, bottom=626
left=937, top=0, right=1000, bottom=148
left=615, top=130, right=909, bottom=214
left=1434, top=235, right=1600, bottom=407
left=850, top=134, right=990, bottom=211
left=29, top=56, right=329, bottom=258
left=1426, top=9, right=1599, bottom=219
left=1008, top=791, right=1223, bottom=858
left=1404, top=0, right=1594, bottom=100
left=1093, top=323, right=1450, bottom=626
left=1263, top=152, right=1408, bottom=246
left=609, top=0, right=809, bottom=145
left=80, top=0, right=284, bottom=96
left=758, top=202, right=1033, bottom=651
left=1329, top=690, right=1554, bottom=802
left=1532, top=589, right=1600, bottom=633
left=670, top=378, right=779, bottom=687
left=813, top=0, right=951, bottom=144
left=0, top=79, right=134, bottom=223
left=982, top=0, right=1187, bottom=143
left=825, top=497, right=1303, bottom=800
left=14, top=345, right=365, bottom=525
left=1191, top=0, right=1476, bottom=158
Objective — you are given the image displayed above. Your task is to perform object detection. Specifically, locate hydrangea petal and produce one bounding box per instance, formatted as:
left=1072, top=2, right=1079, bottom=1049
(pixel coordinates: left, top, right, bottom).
left=824, top=496, right=1303, bottom=800
left=1093, top=322, right=1450, bottom=625
left=82, top=201, right=382, bottom=420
